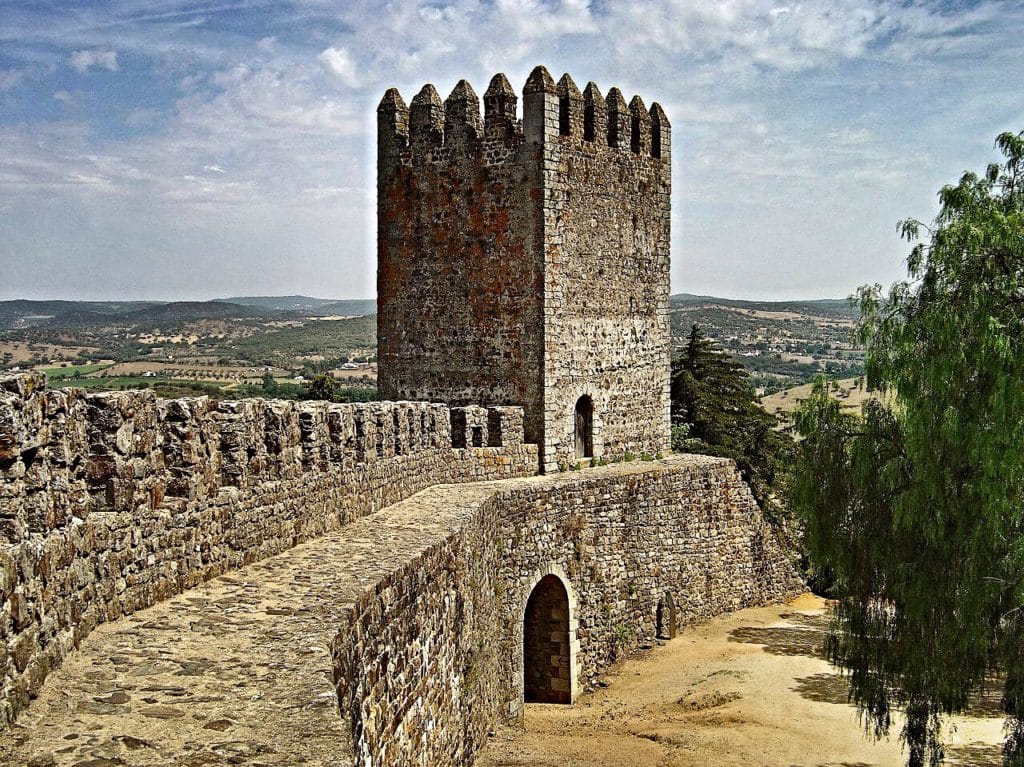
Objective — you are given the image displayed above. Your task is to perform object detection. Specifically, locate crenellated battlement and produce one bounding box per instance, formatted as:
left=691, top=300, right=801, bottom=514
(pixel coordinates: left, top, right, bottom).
left=376, top=65, right=670, bottom=163
left=0, top=372, right=530, bottom=544
left=483, top=73, right=518, bottom=139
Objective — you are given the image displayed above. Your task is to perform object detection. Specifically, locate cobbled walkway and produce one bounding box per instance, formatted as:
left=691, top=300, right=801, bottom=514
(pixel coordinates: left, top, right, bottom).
left=0, top=480, right=503, bottom=767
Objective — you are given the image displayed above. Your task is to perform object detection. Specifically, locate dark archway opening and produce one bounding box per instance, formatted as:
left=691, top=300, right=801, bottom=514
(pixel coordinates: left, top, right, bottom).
left=523, top=575, right=572, bottom=704
left=657, top=592, right=677, bottom=640
left=574, top=395, right=593, bottom=459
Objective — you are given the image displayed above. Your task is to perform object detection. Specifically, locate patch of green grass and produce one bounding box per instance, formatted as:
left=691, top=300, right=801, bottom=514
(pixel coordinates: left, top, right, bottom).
left=40, top=363, right=112, bottom=380
left=54, top=376, right=230, bottom=396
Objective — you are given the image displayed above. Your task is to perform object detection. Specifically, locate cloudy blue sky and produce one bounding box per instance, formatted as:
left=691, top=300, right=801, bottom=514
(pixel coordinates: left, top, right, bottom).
left=1, top=1, right=1022, bottom=301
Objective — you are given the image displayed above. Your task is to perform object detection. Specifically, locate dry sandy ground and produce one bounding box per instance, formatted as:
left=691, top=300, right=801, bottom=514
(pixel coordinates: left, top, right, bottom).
left=0, top=341, right=99, bottom=364
left=761, top=378, right=874, bottom=422
left=478, top=595, right=1005, bottom=767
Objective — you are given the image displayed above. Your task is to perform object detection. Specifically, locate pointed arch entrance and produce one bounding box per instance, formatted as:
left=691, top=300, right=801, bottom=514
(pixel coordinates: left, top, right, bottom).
left=523, top=574, right=573, bottom=704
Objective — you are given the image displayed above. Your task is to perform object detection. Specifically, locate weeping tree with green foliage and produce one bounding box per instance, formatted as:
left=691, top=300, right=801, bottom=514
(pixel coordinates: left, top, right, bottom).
left=792, top=131, right=1024, bottom=766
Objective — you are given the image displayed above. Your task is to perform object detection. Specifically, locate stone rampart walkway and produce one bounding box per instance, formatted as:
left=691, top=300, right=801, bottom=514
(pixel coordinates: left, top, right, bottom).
left=0, top=478, right=505, bottom=767
left=0, top=456, right=730, bottom=767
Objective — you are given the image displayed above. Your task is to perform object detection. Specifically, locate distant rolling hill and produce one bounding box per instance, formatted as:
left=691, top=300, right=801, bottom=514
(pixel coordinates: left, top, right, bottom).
left=312, top=299, right=377, bottom=317
left=670, top=293, right=856, bottom=320
left=0, top=300, right=159, bottom=330
left=217, top=296, right=377, bottom=316
left=217, top=295, right=337, bottom=312
left=22, top=301, right=268, bottom=328
left=122, top=301, right=267, bottom=323
left=0, top=296, right=377, bottom=332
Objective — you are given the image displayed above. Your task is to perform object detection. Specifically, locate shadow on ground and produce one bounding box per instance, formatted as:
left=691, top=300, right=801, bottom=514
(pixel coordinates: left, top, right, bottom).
left=793, top=672, right=851, bottom=706
left=963, top=676, right=1005, bottom=719
left=728, top=625, right=825, bottom=658
left=945, top=742, right=1002, bottom=766
left=778, top=611, right=831, bottom=629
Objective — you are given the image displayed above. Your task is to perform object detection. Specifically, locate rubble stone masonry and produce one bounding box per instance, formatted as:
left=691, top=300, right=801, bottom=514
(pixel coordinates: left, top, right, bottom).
left=0, top=372, right=536, bottom=728
left=377, top=66, right=671, bottom=472
left=0, top=371, right=802, bottom=766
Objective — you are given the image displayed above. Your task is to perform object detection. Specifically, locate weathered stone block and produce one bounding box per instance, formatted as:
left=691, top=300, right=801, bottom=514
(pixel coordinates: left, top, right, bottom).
left=84, top=455, right=118, bottom=483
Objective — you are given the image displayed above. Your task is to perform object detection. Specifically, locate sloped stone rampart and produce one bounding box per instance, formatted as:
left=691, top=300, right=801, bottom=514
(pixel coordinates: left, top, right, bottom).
left=333, top=455, right=804, bottom=766
left=0, top=373, right=536, bottom=729
left=0, top=456, right=801, bottom=767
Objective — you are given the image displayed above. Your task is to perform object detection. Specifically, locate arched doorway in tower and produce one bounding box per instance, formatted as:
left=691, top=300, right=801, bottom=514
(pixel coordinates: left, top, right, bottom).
left=574, top=395, right=593, bottom=459
left=523, top=574, right=572, bottom=704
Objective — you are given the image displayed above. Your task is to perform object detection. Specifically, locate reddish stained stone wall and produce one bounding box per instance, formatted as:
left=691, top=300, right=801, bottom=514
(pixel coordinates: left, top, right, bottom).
left=376, top=79, right=547, bottom=448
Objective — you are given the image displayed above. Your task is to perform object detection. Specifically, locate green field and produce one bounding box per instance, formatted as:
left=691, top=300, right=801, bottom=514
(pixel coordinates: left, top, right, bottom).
left=40, top=363, right=113, bottom=380
left=55, top=376, right=230, bottom=396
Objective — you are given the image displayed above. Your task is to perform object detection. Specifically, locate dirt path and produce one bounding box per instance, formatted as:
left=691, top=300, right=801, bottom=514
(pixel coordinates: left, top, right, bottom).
left=478, top=594, right=1005, bottom=767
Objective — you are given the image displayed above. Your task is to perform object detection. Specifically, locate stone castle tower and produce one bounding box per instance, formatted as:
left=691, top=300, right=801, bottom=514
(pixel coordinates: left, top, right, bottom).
left=377, top=65, right=671, bottom=472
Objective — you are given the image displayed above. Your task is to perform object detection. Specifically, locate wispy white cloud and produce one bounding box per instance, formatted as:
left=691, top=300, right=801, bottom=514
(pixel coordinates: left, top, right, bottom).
left=0, top=69, right=27, bottom=90
left=493, top=0, right=597, bottom=39
left=123, top=107, right=162, bottom=128
left=1, top=0, right=1023, bottom=300
left=69, top=48, right=119, bottom=73
left=319, top=46, right=358, bottom=87
left=1, top=53, right=362, bottom=212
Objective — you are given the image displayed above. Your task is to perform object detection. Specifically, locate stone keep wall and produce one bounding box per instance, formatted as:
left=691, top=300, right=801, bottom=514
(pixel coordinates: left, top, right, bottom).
left=0, top=372, right=537, bottom=728
left=331, top=456, right=804, bottom=767
left=376, top=65, right=672, bottom=472
left=376, top=76, right=547, bottom=447
left=536, top=70, right=672, bottom=471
